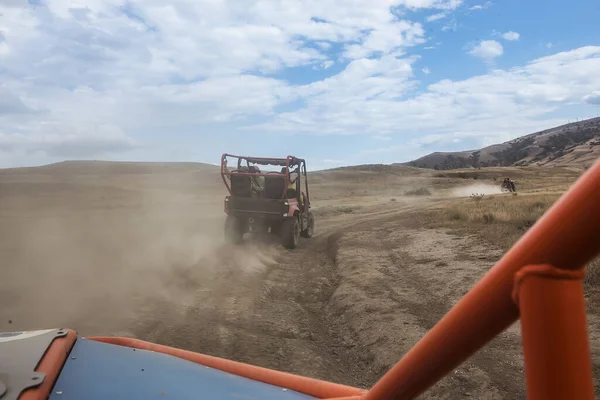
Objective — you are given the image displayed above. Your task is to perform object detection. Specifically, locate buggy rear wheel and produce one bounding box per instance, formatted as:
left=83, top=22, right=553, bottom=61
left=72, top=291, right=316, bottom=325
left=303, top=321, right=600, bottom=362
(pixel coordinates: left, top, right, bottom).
left=301, top=212, right=314, bottom=238
left=281, top=217, right=300, bottom=249
left=270, top=222, right=281, bottom=235
left=225, top=215, right=244, bottom=244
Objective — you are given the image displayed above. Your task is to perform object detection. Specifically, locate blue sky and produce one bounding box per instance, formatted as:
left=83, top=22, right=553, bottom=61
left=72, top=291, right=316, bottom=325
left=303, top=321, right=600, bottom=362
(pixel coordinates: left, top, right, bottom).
left=1, top=0, right=599, bottom=170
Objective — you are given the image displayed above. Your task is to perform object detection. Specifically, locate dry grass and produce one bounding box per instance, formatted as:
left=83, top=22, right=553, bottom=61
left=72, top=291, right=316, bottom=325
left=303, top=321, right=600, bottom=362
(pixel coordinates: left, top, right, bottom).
left=449, top=193, right=556, bottom=229
left=414, top=192, right=600, bottom=290
left=431, top=165, right=583, bottom=193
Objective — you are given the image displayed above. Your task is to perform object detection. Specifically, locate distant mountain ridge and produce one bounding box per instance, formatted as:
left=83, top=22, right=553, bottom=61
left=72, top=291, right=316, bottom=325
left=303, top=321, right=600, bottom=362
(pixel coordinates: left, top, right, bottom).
left=404, top=117, right=600, bottom=170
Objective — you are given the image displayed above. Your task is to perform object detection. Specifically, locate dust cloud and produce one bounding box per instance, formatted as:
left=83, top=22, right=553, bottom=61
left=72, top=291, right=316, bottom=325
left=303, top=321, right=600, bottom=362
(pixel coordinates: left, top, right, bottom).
left=0, top=169, right=276, bottom=337
left=451, top=183, right=502, bottom=197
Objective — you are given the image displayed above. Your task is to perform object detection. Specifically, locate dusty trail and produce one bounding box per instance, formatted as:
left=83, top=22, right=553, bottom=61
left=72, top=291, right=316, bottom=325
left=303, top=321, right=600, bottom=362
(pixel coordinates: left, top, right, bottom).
left=117, top=201, right=528, bottom=398
left=329, top=222, right=526, bottom=399
left=4, top=163, right=590, bottom=399
left=0, top=196, right=528, bottom=397
left=123, top=221, right=378, bottom=387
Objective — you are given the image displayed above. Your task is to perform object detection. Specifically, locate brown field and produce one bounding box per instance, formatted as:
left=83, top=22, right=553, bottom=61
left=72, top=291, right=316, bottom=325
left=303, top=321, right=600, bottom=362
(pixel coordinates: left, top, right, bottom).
left=1, top=160, right=598, bottom=399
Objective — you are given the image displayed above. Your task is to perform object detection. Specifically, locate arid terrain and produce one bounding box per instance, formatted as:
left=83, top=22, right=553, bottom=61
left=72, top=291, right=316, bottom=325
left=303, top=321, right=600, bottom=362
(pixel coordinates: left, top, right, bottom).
left=1, top=160, right=599, bottom=399
left=405, top=117, right=600, bottom=170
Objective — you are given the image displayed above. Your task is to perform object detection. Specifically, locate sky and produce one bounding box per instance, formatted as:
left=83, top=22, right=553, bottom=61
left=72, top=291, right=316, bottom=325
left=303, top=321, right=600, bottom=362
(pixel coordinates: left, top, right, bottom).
left=1, top=0, right=600, bottom=170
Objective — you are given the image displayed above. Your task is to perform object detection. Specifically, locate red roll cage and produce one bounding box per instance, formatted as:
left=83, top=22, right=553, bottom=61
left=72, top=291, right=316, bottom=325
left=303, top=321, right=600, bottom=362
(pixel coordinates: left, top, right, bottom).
left=220, top=153, right=309, bottom=202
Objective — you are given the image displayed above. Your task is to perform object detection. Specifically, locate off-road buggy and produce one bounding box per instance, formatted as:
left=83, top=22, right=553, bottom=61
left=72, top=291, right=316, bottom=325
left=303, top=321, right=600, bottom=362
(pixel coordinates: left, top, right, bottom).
left=220, top=154, right=314, bottom=249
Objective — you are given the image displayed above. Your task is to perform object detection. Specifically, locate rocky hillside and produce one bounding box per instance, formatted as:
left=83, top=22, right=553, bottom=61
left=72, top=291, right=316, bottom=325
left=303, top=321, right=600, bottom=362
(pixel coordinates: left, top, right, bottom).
left=405, top=117, right=600, bottom=170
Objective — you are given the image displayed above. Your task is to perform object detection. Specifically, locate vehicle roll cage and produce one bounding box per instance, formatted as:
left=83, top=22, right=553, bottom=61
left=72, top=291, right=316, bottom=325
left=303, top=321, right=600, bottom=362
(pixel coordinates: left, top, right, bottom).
left=220, top=153, right=310, bottom=204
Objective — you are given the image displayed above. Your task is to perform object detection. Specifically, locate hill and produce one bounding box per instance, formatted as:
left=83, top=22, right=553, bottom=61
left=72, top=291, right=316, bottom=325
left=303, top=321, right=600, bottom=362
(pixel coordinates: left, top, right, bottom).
left=0, top=160, right=219, bottom=175
left=0, top=161, right=224, bottom=211
left=405, top=117, right=600, bottom=170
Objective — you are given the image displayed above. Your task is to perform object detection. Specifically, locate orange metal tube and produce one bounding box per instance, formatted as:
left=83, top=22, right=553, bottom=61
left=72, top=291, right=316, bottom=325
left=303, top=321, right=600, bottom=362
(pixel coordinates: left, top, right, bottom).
left=364, top=160, right=600, bottom=400
left=87, top=336, right=365, bottom=399
left=21, top=329, right=78, bottom=400
left=513, top=264, right=594, bottom=400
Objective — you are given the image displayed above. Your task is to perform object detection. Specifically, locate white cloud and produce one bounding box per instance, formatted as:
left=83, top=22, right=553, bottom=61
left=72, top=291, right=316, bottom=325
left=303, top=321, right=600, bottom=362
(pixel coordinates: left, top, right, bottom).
left=321, top=60, right=335, bottom=69
left=442, top=20, right=458, bottom=32
left=547, top=42, right=554, bottom=49
left=469, top=1, right=492, bottom=10
left=248, top=46, right=600, bottom=162
left=583, top=91, right=600, bottom=105
left=468, top=40, right=504, bottom=61
left=422, top=67, right=431, bottom=74
left=2, top=0, right=457, bottom=165
left=397, top=0, right=463, bottom=9
left=1, top=1, right=599, bottom=167
left=0, top=124, right=137, bottom=158
left=0, top=87, right=37, bottom=116
left=502, top=31, right=520, bottom=41
left=342, top=20, right=426, bottom=59
left=0, top=1, right=428, bottom=160
left=0, top=42, right=10, bottom=57
left=426, top=13, right=447, bottom=22
left=315, top=41, right=332, bottom=50
left=373, top=135, right=393, bottom=141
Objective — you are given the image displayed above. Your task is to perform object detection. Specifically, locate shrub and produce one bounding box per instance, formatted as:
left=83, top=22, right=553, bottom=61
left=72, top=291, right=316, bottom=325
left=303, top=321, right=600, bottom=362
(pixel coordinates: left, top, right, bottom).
left=405, top=188, right=432, bottom=196
left=471, top=193, right=485, bottom=202
left=445, top=210, right=468, bottom=221
left=483, top=213, right=496, bottom=224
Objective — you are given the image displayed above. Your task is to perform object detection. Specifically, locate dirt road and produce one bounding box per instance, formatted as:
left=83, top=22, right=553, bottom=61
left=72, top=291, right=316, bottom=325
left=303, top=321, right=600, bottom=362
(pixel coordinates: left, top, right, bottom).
left=1, top=162, right=596, bottom=399
left=100, top=203, right=529, bottom=398
left=327, top=216, right=526, bottom=398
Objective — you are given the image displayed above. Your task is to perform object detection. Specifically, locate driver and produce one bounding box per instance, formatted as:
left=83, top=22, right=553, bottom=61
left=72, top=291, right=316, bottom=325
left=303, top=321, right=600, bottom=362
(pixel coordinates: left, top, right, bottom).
left=282, top=166, right=303, bottom=206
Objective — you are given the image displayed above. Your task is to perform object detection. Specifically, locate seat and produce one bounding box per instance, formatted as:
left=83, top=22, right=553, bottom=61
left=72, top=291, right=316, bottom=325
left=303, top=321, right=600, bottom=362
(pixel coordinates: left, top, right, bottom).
left=264, top=176, right=286, bottom=199
left=230, top=173, right=252, bottom=197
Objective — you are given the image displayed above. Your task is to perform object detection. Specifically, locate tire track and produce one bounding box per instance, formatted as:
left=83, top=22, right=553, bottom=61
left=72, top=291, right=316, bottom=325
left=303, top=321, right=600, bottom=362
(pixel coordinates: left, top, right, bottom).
left=326, top=222, right=527, bottom=399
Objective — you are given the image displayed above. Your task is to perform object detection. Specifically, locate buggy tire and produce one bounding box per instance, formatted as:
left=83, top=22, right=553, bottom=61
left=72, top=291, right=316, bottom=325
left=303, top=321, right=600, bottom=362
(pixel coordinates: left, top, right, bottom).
left=225, top=215, right=244, bottom=244
left=281, top=217, right=300, bottom=249
left=301, top=212, right=314, bottom=238
left=270, top=222, right=281, bottom=235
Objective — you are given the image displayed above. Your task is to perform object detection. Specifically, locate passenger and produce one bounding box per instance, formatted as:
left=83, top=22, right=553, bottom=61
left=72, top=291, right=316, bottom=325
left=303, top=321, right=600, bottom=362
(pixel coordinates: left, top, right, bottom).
left=248, top=166, right=264, bottom=195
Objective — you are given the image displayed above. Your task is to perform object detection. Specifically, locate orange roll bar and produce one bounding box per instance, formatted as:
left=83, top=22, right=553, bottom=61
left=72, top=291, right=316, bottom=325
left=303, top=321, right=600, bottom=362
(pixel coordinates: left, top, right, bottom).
left=364, top=160, right=600, bottom=400
left=513, top=264, right=594, bottom=400
left=87, top=336, right=366, bottom=399
left=21, top=329, right=78, bottom=400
